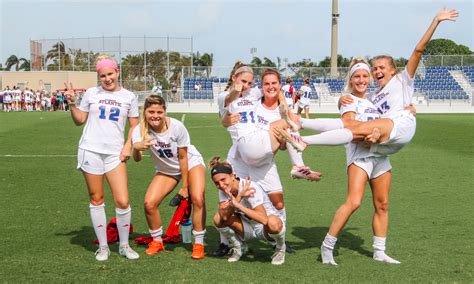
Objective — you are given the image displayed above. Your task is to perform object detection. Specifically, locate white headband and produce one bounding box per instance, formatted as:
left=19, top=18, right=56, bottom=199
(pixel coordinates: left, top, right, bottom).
left=349, top=62, right=370, bottom=77
left=234, top=66, right=253, bottom=75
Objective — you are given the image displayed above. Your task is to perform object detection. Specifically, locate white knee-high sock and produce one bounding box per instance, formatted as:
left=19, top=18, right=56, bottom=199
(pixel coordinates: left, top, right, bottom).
left=149, top=226, right=163, bottom=242
left=90, top=203, right=107, bottom=248
left=268, top=223, right=286, bottom=250
left=301, top=118, right=344, bottom=132
left=116, top=206, right=132, bottom=246
left=220, top=233, right=229, bottom=245
left=321, top=233, right=338, bottom=265
left=286, top=141, right=304, bottom=166
left=192, top=229, right=206, bottom=245
left=302, top=128, right=353, bottom=146
left=278, top=208, right=287, bottom=225
left=215, top=227, right=240, bottom=248
left=373, top=236, right=400, bottom=264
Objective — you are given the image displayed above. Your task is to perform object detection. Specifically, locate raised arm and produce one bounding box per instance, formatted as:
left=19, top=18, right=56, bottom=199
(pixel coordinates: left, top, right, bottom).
left=223, top=84, right=243, bottom=107
left=406, top=7, right=458, bottom=78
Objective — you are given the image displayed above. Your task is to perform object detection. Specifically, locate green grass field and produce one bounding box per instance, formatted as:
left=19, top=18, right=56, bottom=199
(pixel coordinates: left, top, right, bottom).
left=0, top=112, right=473, bottom=282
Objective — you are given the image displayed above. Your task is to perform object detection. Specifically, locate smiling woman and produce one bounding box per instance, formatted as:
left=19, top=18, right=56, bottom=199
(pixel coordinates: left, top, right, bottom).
left=63, top=54, right=140, bottom=261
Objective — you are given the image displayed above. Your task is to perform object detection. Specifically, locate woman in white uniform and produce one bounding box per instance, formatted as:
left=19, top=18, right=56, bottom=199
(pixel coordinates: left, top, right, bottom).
left=64, top=55, right=140, bottom=261
left=210, top=156, right=287, bottom=265
left=132, top=94, right=207, bottom=260
left=320, top=59, right=399, bottom=266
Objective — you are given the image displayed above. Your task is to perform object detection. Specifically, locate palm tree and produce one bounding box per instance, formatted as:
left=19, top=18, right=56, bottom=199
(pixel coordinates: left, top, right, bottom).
left=46, top=41, right=71, bottom=70
left=5, top=55, right=30, bottom=71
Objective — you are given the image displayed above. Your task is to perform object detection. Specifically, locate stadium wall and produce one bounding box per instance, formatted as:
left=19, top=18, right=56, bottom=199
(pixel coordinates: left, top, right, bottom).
left=0, top=71, right=96, bottom=92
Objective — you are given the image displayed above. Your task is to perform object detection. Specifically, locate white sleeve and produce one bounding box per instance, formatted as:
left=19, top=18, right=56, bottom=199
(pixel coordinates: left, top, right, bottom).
left=217, top=92, right=229, bottom=117
left=246, top=182, right=264, bottom=209
left=218, top=190, right=229, bottom=202
left=176, top=122, right=191, bottom=148
left=78, top=89, right=92, bottom=112
left=339, top=97, right=357, bottom=116
left=401, top=68, right=415, bottom=106
left=131, top=124, right=142, bottom=144
left=128, top=93, right=139, bottom=117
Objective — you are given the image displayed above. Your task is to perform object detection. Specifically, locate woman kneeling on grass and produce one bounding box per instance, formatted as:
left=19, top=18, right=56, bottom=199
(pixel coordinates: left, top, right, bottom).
left=210, top=156, right=286, bottom=265
left=132, top=94, right=207, bottom=259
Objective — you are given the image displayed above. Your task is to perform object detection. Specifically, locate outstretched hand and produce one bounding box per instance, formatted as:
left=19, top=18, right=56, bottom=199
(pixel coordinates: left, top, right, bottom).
left=436, top=7, right=458, bottom=23
left=240, top=177, right=256, bottom=199
left=64, top=82, right=77, bottom=105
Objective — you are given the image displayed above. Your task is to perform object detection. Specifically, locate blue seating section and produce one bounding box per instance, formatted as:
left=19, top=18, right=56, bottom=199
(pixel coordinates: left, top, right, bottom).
left=183, top=66, right=472, bottom=101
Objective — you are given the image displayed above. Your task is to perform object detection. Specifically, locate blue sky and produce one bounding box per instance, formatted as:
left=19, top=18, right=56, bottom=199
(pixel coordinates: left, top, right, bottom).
left=1, top=0, right=472, bottom=70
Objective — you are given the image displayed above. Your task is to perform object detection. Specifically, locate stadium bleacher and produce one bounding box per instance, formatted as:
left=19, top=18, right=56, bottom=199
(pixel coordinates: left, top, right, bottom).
left=181, top=66, right=472, bottom=102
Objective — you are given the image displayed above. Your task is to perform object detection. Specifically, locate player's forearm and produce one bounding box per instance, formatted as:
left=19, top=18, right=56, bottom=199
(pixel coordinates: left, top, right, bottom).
left=68, top=105, right=86, bottom=126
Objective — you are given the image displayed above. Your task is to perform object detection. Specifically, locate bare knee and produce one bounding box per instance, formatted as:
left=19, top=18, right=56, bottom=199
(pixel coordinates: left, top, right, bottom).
left=89, top=193, right=104, bottom=205
left=375, top=200, right=389, bottom=214
left=266, top=216, right=283, bottom=234
left=190, top=193, right=205, bottom=210
left=213, top=212, right=227, bottom=227
left=272, top=201, right=284, bottom=210
left=346, top=200, right=361, bottom=212
left=143, top=198, right=158, bottom=214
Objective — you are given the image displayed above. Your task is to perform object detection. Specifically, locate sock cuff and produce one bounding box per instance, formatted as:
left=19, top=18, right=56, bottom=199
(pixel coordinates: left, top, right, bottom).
left=116, top=206, right=131, bottom=215
left=373, top=236, right=387, bottom=251
left=149, top=226, right=163, bottom=234
left=323, top=233, right=338, bottom=249
left=89, top=203, right=105, bottom=209
left=192, top=229, right=206, bottom=236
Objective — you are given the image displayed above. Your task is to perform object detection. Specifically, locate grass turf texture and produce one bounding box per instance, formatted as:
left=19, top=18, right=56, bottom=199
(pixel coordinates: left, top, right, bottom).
left=0, top=112, right=473, bottom=282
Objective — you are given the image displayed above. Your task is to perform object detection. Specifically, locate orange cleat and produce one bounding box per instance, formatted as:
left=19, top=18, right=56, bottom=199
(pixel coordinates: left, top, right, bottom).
left=191, top=243, right=205, bottom=259
left=145, top=240, right=165, bottom=255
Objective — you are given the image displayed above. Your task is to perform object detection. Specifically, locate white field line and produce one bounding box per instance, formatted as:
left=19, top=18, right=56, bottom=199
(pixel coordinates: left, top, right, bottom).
left=0, top=154, right=151, bottom=158
left=181, top=114, right=186, bottom=123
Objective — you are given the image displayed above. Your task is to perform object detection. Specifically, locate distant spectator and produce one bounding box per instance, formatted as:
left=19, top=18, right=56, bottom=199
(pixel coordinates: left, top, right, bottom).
left=194, top=82, right=202, bottom=91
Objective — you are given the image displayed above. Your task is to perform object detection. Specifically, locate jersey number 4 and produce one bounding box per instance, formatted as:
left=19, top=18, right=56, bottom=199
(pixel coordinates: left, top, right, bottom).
left=99, top=106, right=120, bottom=121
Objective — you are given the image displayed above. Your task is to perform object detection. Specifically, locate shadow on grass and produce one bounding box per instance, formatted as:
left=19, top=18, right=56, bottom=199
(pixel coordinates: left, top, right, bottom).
left=56, top=226, right=98, bottom=252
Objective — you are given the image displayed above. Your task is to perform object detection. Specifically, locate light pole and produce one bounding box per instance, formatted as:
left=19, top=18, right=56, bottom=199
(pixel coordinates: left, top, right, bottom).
left=330, top=0, right=339, bottom=78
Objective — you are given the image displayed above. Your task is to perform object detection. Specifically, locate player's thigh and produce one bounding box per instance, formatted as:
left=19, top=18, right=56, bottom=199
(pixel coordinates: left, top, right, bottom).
left=144, top=173, right=179, bottom=207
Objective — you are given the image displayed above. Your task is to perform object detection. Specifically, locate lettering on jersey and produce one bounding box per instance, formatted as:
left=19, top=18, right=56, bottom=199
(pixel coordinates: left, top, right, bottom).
left=365, top=108, right=379, bottom=114
left=257, top=115, right=269, bottom=126
left=155, top=141, right=171, bottom=148
left=98, top=99, right=122, bottom=107
left=371, top=92, right=388, bottom=105
left=237, top=99, right=255, bottom=107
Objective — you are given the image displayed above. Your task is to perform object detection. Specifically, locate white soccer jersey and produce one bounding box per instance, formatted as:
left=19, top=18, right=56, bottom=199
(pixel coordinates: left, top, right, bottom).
left=24, top=90, right=33, bottom=102
left=340, top=94, right=381, bottom=164
left=218, top=179, right=278, bottom=218
left=255, top=103, right=281, bottom=131
left=281, top=84, right=294, bottom=106
left=299, top=85, right=312, bottom=105
left=132, top=118, right=203, bottom=176
left=217, top=87, right=262, bottom=142
left=4, top=90, right=12, bottom=102
left=14, top=90, right=21, bottom=101
left=368, top=68, right=414, bottom=119
left=78, top=86, right=139, bottom=155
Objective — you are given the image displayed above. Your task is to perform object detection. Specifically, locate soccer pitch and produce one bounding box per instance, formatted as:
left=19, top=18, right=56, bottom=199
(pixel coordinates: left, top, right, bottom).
left=0, top=112, right=473, bottom=282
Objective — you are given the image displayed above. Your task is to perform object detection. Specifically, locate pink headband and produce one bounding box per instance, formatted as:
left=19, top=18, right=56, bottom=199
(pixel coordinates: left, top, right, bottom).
left=96, top=59, right=118, bottom=73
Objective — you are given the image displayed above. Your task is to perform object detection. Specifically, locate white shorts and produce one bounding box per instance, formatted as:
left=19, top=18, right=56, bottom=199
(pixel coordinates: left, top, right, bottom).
left=228, top=143, right=283, bottom=194
left=237, top=129, right=273, bottom=167
left=297, top=100, right=310, bottom=109
left=370, top=111, right=416, bottom=156
left=285, top=98, right=293, bottom=108
left=77, top=148, right=122, bottom=175
left=14, top=97, right=20, bottom=102
left=159, top=154, right=205, bottom=180
left=352, top=156, right=392, bottom=179
left=4, top=98, right=12, bottom=103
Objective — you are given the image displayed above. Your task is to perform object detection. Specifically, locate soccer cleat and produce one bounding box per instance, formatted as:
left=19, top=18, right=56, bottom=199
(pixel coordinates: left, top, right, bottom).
left=227, top=247, right=243, bottom=263
left=191, top=243, right=205, bottom=259
left=212, top=243, right=230, bottom=257
left=271, top=245, right=286, bottom=265
left=291, top=166, right=322, bottom=182
left=119, top=244, right=140, bottom=260
left=169, top=193, right=184, bottom=207
left=95, top=246, right=110, bottom=261
left=276, top=128, right=307, bottom=152
left=145, top=240, right=165, bottom=255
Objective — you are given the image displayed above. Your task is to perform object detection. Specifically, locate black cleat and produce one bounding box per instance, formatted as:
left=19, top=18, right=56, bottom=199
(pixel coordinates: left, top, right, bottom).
left=212, top=243, right=230, bottom=257
left=169, top=193, right=184, bottom=207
